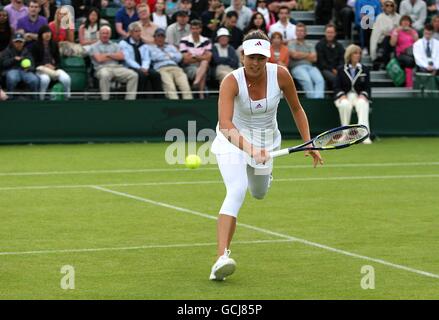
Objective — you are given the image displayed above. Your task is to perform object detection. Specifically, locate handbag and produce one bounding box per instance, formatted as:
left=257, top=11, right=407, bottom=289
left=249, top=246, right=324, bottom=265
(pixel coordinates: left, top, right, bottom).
left=386, top=58, right=405, bottom=86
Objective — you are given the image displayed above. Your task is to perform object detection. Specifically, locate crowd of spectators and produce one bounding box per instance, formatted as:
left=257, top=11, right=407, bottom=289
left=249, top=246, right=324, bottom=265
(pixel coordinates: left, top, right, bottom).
left=0, top=0, right=439, bottom=101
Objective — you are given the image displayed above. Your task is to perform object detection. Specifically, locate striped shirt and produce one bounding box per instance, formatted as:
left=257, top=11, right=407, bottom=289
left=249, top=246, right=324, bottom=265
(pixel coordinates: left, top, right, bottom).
left=179, top=34, right=212, bottom=57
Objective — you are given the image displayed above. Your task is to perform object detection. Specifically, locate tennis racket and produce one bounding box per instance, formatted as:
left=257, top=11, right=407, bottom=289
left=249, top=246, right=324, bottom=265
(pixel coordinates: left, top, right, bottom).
left=270, top=124, right=369, bottom=158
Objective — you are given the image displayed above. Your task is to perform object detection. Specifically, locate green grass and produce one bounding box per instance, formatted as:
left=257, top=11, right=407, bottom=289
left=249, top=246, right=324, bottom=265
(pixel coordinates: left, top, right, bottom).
left=0, top=138, right=439, bottom=299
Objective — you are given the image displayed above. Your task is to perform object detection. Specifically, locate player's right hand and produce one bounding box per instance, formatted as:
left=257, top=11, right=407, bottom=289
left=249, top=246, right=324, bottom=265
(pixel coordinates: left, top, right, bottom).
left=251, top=147, right=271, bottom=165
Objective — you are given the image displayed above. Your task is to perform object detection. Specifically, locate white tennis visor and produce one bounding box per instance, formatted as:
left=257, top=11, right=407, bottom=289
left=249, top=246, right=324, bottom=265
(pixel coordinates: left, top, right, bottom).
left=242, top=39, right=271, bottom=58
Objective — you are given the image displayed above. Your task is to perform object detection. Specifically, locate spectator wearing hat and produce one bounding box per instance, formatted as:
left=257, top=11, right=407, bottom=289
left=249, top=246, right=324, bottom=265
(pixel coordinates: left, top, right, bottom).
left=16, top=0, right=48, bottom=49
left=1, top=33, right=40, bottom=100
left=137, top=4, right=158, bottom=44
left=180, top=19, right=212, bottom=99
left=212, top=27, right=239, bottom=82
left=89, top=25, right=139, bottom=100
left=171, top=0, right=200, bottom=23
left=120, top=21, right=163, bottom=98
left=115, top=0, right=139, bottom=39
left=166, top=10, right=191, bottom=48
left=149, top=28, right=193, bottom=99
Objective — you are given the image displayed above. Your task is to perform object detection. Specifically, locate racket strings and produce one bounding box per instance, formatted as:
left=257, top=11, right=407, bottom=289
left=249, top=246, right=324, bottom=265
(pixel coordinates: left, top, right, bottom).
left=314, top=127, right=369, bottom=148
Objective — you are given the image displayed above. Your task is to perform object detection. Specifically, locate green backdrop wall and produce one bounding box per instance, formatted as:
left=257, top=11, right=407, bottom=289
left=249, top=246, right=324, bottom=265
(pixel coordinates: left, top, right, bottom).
left=0, top=98, right=438, bottom=144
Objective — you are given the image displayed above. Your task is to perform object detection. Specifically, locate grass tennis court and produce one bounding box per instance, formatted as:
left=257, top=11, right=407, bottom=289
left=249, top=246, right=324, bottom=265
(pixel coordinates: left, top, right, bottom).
left=0, top=138, right=438, bottom=299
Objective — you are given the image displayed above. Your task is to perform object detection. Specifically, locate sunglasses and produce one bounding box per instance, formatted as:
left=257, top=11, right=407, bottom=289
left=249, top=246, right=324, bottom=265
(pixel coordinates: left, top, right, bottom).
left=385, top=4, right=394, bottom=7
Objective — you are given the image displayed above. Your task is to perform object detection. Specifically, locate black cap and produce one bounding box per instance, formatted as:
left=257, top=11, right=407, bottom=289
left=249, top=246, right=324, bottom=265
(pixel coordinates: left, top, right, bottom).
left=175, top=10, right=189, bottom=17
left=13, top=33, right=25, bottom=42
left=154, top=28, right=166, bottom=37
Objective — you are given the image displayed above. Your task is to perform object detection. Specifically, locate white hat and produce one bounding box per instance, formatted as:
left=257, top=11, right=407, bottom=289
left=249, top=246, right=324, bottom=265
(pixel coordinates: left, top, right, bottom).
left=216, top=28, right=230, bottom=38
left=242, top=39, right=271, bottom=58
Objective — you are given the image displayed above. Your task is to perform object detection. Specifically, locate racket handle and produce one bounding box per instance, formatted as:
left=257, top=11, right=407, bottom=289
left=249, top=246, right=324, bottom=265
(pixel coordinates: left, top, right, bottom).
left=270, top=148, right=290, bottom=158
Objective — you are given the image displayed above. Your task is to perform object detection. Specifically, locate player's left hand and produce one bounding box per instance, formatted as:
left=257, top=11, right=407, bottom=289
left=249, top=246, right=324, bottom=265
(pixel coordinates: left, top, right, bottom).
left=305, top=150, right=323, bottom=168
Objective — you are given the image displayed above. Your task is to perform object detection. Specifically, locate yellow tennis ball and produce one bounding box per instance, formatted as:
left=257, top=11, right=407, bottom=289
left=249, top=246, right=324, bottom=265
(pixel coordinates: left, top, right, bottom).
left=21, top=58, right=31, bottom=69
left=185, top=154, right=201, bottom=169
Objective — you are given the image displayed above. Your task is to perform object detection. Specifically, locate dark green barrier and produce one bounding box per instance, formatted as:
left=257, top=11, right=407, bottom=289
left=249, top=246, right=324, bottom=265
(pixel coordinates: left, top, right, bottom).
left=0, top=98, right=438, bottom=144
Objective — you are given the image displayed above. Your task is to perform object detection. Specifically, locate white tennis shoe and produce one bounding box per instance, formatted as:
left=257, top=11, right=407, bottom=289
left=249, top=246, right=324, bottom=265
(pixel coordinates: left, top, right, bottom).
left=209, top=249, right=236, bottom=281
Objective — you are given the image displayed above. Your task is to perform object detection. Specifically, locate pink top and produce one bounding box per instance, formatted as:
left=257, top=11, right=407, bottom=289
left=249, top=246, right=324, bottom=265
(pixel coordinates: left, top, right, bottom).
left=391, top=28, right=417, bottom=56
left=49, top=21, right=68, bottom=42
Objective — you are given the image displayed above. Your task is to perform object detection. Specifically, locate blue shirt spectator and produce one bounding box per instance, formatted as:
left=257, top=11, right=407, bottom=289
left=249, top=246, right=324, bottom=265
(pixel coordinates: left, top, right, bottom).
left=115, top=0, right=139, bottom=38
left=119, top=36, right=152, bottom=70
left=149, top=41, right=183, bottom=70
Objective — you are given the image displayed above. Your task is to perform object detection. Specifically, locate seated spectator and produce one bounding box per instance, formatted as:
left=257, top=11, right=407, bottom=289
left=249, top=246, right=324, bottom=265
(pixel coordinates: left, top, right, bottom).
left=166, top=0, right=180, bottom=17
left=268, top=31, right=289, bottom=67
left=244, top=12, right=268, bottom=35
left=149, top=28, right=193, bottom=99
left=137, top=4, right=158, bottom=44
left=73, top=0, right=102, bottom=19
left=4, top=0, right=28, bottom=31
left=192, top=0, right=209, bottom=17
left=316, top=24, right=345, bottom=90
left=354, top=0, right=382, bottom=55
left=180, top=19, right=212, bottom=99
left=39, top=0, right=56, bottom=22
left=32, top=25, right=71, bottom=100
left=166, top=10, right=191, bottom=48
left=334, top=44, right=372, bottom=144
left=79, top=7, right=110, bottom=50
left=268, top=6, right=296, bottom=44
left=432, top=14, right=439, bottom=40
left=217, top=11, right=243, bottom=50
left=49, top=6, right=74, bottom=43
left=370, top=0, right=400, bottom=69
left=315, top=0, right=333, bottom=25
left=89, top=25, right=138, bottom=100
left=16, top=0, right=48, bottom=48
left=171, top=0, right=199, bottom=24
left=413, top=23, right=439, bottom=74
left=1, top=33, right=40, bottom=100
left=267, top=0, right=297, bottom=14
left=0, top=9, right=13, bottom=52
left=390, top=15, right=418, bottom=87
left=289, top=23, right=325, bottom=99
left=201, top=0, right=224, bottom=39
left=115, top=0, right=139, bottom=39
left=152, top=0, right=171, bottom=30
left=334, top=0, right=354, bottom=40
left=119, top=21, right=162, bottom=98
left=399, top=0, right=427, bottom=32
left=427, top=1, right=439, bottom=19
left=256, top=0, right=276, bottom=30
left=225, top=0, right=253, bottom=31
left=212, top=28, right=239, bottom=83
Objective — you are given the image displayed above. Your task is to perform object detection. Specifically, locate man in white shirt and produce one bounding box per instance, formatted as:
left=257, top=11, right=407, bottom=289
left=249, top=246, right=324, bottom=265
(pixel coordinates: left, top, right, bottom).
left=413, top=23, right=439, bottom=75
left=268, top=5, right=296, bottom=43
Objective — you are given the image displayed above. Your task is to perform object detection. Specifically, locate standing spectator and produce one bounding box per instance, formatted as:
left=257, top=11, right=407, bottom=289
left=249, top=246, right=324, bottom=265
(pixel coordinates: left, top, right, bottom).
left=390, top=15, right=418, bottom=87
left=399, top=0, right=427, bottom=32
left=268, top=6, right=296, bottom=44
left=32, top=25, right=71, bottom=100
left=89, top=25, right=138, bottom=100
left=119, top=21, right=162, bottom=98
left=201, top=0, right=224, bottom=39
left=316, top=23, right=345, bottom=90
left=149, top=28, right=193, bottom=99
left=179, top=19, right=212, bottom=98
left=315, top=0, right=334, bottom=25
left=225, top=0, right=253, bottom=31
left=212, top=28, right=239, bottom=83
left=115, top=0, right=139, bottom=39
left=152, top=0, right=170, bottom=30
left=16, top=0, right=48, bottom=48
left=217, top=11, right=243, bottom=50
left=166, top=10, right=190, bottom=48
left=370, top=0, right=400, bottom=68
left=268, top=31, right=289, bottom=67
left=48, top=6, right=74, bottom=43
left=334, top=0, right=355, bottom=40
left=244, top=12, right=267, bottom=34
left=289, top=23, right=325, bottom=98
left=79, top=7, right=109, bottom=50
left=413, top=23, right=439, bottom=74
left=137, top=4, right=158, bottom=44
left=267, top=0, right=297, bottom=14
left=334, top=44, right=372, bottom=144
left=39, top=0, right=56, bottom=22
left=432, top=14, right=439, bottom=40
left=0, top=9, right=13, bottom=52
left=4, top=0, right=28, bottom=31
left=256, top=0, right=276, bottom=30
left=355, top=0, right=382, bottom=55
left=1, top=33, right=40, bottom=100
left=171, top=0, right=200, bottom=23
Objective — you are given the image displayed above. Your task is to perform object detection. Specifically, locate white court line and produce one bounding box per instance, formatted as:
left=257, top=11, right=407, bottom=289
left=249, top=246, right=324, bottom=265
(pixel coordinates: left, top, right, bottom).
left=91, top=186, right=439, bottom=280
left=0, top=239, right=293, bottom=256
left=1, top=174, right=439, bottom=192
left=0, top=162, right=438, bottom=176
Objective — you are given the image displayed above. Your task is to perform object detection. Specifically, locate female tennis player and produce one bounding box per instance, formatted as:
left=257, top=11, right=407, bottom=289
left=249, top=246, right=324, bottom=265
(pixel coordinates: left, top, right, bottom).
left=209, top=30, right=324, bottom=281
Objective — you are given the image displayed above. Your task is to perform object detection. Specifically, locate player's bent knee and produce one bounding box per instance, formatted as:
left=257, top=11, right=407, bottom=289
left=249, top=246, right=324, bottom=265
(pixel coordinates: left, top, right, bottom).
left=249, top=190, right=266, bottom=200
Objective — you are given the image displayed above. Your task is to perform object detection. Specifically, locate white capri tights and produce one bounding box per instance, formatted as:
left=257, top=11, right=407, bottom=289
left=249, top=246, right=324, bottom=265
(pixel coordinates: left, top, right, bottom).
left=216, top=152, right=271, bottom=218
left=334, top=92, right=370, bottom=129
